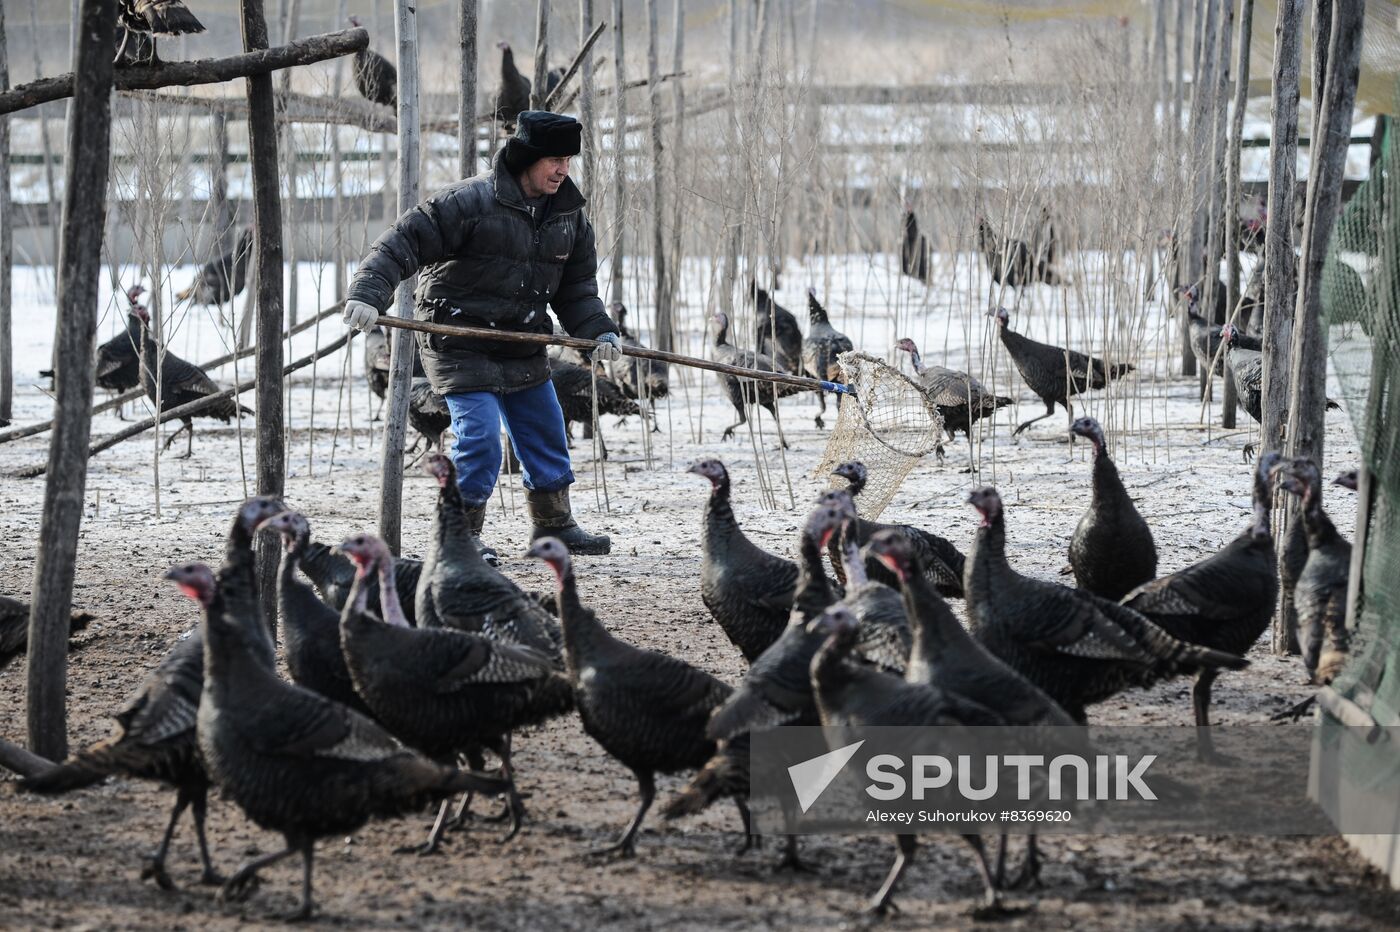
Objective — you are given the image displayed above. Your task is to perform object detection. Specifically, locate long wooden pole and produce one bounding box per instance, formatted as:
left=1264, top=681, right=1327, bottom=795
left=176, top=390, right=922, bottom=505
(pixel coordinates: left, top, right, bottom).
left=531, top=0, right=549, bottom=111
left=376, top=316, right=854, bottom=394
left=1221, top=0, right=1253, bottom=428
left=1201, top=0, right=1233, bottom=392
left=608, top=0, right=626, bottom=305
left=242, top=0, right=287, bottom=639
left=459, top=0, right=478, bottom=177
left=646, top=0, right=670, bottom=352
left=0, top=28, right=369, bottom=115
left=578, top=0, right=596, bottom=200
left=26, top=0, right=117, bottom=762
left=378, top=0, right=419, bottom=556
left=1182, top=0, right=1218, bottom=377
left=0, top=0, right=11, bottom=425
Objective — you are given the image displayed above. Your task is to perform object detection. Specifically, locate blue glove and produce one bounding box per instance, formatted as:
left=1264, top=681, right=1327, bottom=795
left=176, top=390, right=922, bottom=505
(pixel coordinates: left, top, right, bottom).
left=593, top=331, right=624, bottom=363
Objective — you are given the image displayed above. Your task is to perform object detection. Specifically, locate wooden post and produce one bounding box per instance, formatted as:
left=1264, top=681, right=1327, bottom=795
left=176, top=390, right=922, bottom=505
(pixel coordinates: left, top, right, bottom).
left=578, top=0, right=596, bottom=200
left=459, top=0, right=478, bottom=178
left=1288, top=2, right=1365, bottom=472
left=0, top=0, right=11, bottom=425
left=1222, top=0, right=1253, bottom=428
left=279, top=0, right=303, bottom=327
left=1173, top=0, right=1187, bottom=152
left=330, top=0, right=348, bottom=302
left=377, top=0, right=420, bottom=556
left=667, top=0, right=685, bottom=322
left=646, top=0, right=670, bottom=352
left=1262, top=0, right=1304, bottom=654
left=531, top=0, right=549, bottom=111
left=26, top=0, right=117, bottom=761
left=1201, top=0, right=1233, bottom=393
left=241, top=0, right=287, bottom=638
left=1311, top=0, right=1333, bottom=144
left=1182, top=0, right=1218, bottom=377
left=608, top=0, right=625, bottom=305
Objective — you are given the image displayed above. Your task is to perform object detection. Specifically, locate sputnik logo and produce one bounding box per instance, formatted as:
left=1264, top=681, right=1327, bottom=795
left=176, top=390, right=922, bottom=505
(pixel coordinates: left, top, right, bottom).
left=787, top=740, right=865, bottom=813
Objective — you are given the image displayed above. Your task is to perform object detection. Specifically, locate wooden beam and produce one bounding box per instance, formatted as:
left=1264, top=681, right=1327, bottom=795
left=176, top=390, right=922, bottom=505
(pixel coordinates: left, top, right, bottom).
left=0, top=0, right=11, bottom=425
left=377, top=0, right=420, bottom=557
left=608, top=0, right=625, bottom=305
left=1221, top=0, right=1254, bottom=429
left=26, top=0, right=117, bottom=762
left=459, top=0, right=478, bottom=177
left=242, top=0, right=287, bottom=641
left=11, top=331, right=352, bottom=479
left=578, top=0, right=597, bottom=201
left=1182, top=0, right=1218, bottom=378
left=0, top=28, right=368, bottom=116
left=646, top=0, right=671, bottom=353
left=1200, top=0, right=1233, bottom=403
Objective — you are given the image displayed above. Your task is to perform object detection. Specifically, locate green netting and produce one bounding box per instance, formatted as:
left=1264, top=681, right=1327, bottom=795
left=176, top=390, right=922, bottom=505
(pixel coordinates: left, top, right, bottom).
left=1321, top=116, right=1400, bottom=728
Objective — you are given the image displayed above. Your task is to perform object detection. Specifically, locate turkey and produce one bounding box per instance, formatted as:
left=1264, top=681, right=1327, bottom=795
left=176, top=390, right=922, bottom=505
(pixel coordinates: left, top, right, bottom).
left=900, top=204, right=931, bottom=284
left=827, top=460, right=965, bottom=598
left=670, top=503, right=847, bottom=870
left=296, top=534, right=421, bottom=627
left=1275, top=459, right=1352, bottom=709
left=990, top=306, right=1134, bottom=436
left=690, top=458, right=801, bottom=662
left=416, top=453, right=563, bottom=659
left=337, top=533, right=570, bottom=851
left=19, top=496, right=284, bottom=891
left=0, top=595, right=95, bottom=673
left=1033, top=205, right=1062, bottom=283
left=136, top=307, right=252, bottom=458
left=753, top=283, right=804, bottom=375
left=895, top=337, right=1012, bottom=455
left=175, top=227, right=253, bottom=307
left=347, top=18, right=397, bottom=108
left=802, top=289, right=853, bottom=429
left=408, top=378, right=452, bottom=455
left=1187, top=301, right=1227, bottom=378
left=196, top=542, right=509, bottom=920
left=259, top=511, right=373, bottom=716
left=807, top=607, right=1003, bottom=915
left=1121, top=456, right=1280, bottom=753
left=711, top=310, right=805, bottom=444
left=529, top=537, right=737, bottom=858
left=965, top=486, right=1248, bottom=724
left=1067, top=417, right=1158, bottom=600
left=494, top=41, right=532, bottom=125
left=608, top=302, right=669, bottom=405
left=976, top=215, right=1038, bottom=288
left=1220, top=325, right=1341, bottom=461
left=550, top=359, right=640, bottom=459
left=826, top=496, right=911, bottom=674
left=95, top=285, right=149, bottom=417
left=364, top=325, right=426, bottom=420
left=116, top=0, right=204, bottom=65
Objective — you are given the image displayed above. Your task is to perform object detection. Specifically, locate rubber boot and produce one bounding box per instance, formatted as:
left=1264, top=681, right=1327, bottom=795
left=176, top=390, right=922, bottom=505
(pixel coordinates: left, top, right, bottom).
left=463, top=502, right=501, bottom=567
left=526, top=487, right=611, bottom=555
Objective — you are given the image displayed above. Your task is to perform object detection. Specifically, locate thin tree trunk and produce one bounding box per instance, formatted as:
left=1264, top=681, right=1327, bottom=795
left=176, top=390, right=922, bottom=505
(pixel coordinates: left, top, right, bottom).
left=378, top=0, right=420, bottom=556
left=531, top=0, right=549, bottom=111
left=1262, top=0, right=1305, bottom=653
left=459, top=0, right=478, bottom=178
left=646, top=0, right=669, bottom=352
left=1201, top=0, right=1234, bottom=400
left=26, top=0, right=117, bottom=762
left=667, top=0, right=685, bottom=317
left=608, top=0, right=625, bottom=305
left=1173, top=0, right=1187, bottom=153
left=331, top=0, right=348, bottom=302
left=279, top=0, right=302, bottom=326
left=242, top=0, right=287, bottom=640
left=1222, top=0, right=1253, bottom=428
left=1183, top=0, right=1219, bottom=377
left=579, top=0, right=596, bottom=201
left=0, top=0, right=11, bottom=424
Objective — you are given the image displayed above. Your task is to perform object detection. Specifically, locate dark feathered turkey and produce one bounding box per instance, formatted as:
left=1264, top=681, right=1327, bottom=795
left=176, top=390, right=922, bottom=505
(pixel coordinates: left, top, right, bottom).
left=416, top=454, right=563, bottom=659
left=808, top=607, right=1003, bottom=914
left=95, top=286, right=148, bottom=398
left=198, top=534, right=509, bottom=919
left=348, top=22, right=397, bottom=109
left=690, top=458, right=801, bottom=662
left=337, top=533, right=570, bottom=851
left=364, top=325, right=426, bottom=419
left=494, top=41, right=532, bottom=124
left=1221, top=326, right=1339, bottom=459
left=608, top=302, right=669, bottom=402
left=753, top=284, right=804, bottom=375
left=119, top=0, right=204, bottom=38
left=977, top=215, right=1038, bottom=288
left=990, top=306, right=1134, bottom=436
left=896, top=337, right=1011, bottom=448
left=137, top=308, right=252, bottom=458
left=711, top=310, right=805, bottom=444
left=297, top=536, right=421, bottom=627
left=0, top=595, right=94, bottom=673
left=1067, top=417, right=1158, bottom=600
left=900, top=207, right=931, bottom=284
left=408, top=378, right=451, bottom=452
left=550, top=359, right=640, bottom=458
left=1187, top=304, right=1226, bottom=377
left=803, top=289, right=853, bottom=429
left=1276, top=459, right=1351, bottom=685
left=19, top=498, right=283, bottom=891
left=530, top=537, right=737, bottom=858
left=175, top=228, right=253, bottom=307
left=827, top=461, right=965, bottom=598
left=965, top=487, right=1248, bottom=724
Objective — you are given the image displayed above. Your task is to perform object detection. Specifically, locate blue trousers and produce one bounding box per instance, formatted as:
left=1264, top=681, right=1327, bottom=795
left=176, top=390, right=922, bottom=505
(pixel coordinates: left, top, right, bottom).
left=443, top=380, right=575, bottom=507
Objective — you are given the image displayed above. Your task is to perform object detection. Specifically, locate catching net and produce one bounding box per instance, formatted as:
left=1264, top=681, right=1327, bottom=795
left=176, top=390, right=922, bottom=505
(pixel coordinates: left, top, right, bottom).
left=1320, top=114, right=1399, bottom=728
left=814, top=351, right=945, bottom=520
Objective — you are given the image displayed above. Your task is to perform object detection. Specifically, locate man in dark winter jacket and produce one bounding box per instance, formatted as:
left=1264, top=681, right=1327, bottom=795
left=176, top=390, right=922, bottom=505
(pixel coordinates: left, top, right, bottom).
left=344, top=111, right=622, bottom=556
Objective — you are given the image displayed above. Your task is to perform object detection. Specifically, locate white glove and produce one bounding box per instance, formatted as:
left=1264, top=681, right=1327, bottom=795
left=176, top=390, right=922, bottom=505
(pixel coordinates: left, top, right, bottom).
left=592, top=331, right=624, bottom=363
left=343, top=299, right=380, bottom=332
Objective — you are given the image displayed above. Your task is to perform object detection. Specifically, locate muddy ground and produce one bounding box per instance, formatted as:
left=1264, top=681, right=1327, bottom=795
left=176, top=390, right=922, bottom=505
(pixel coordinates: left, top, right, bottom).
left=3, top=262, right=1399, bottom=929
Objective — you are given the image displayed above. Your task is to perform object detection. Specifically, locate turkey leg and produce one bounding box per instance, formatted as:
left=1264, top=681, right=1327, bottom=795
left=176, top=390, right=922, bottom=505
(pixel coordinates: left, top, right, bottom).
left=868, top=834, right=917, bottom=914
left=1012, top=402, right=1057, bottom=436
left=140, top=784, right=194, bottom=890
left=590, top=769, right=654, bottom=858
